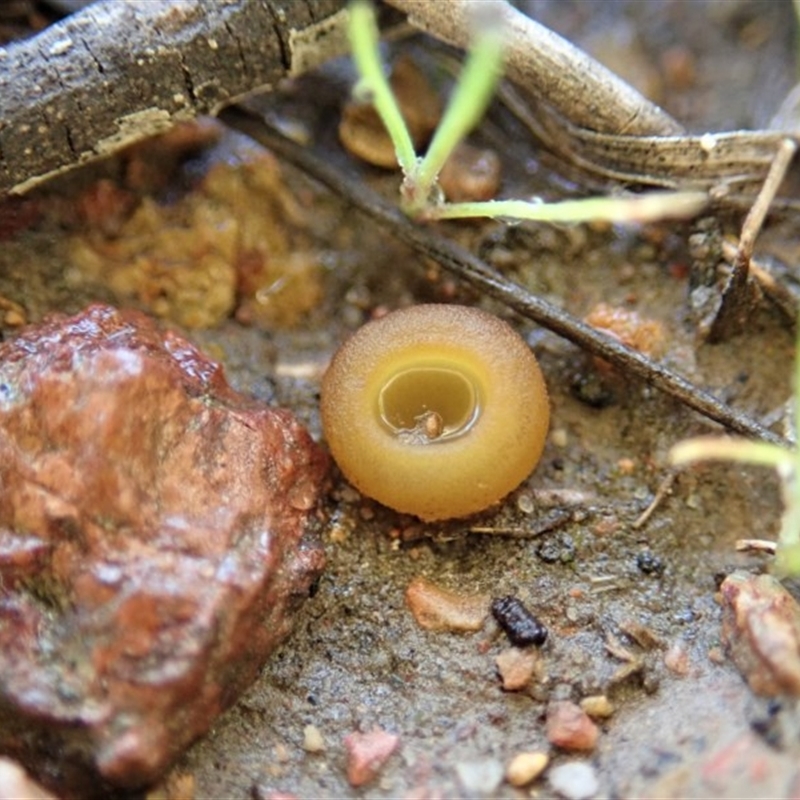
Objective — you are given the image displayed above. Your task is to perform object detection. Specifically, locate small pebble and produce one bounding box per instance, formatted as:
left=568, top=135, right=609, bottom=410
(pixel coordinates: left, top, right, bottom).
left=496, top=647, right=539, bottom=691
left=146, top=771, right=195, bottom=800
left=664, top=639, right=690, bottom=675
left=548, top=761, right=599, bottom=800
left=339, top=55, right=441, bottom=169
left=439, top=142, right=501, bottom=202
left=344, top=728, right=399, bottom=787
left=616, top=457, right=635, bottom=474
left=455, top=758, right=504, bottom=796
left=4, top=309, right=26, bottom=327
left=505, top=751, right=548, bottom=787
left=516, top=493, right=534, bottom=514
left=685, top=492, right=702, bottom=510
left=274, top=743, right=290, bottom=763
left=337, top=485, right=361, bottom=504
left=302, top=724, right=325, bottom=753
left=405, top=577, right=490, bottom=632
left=660, top=45, right=697, bottom=90
left=721, top=572, right=800, bottom=695
left=579, top=695, right=614, bottom=719
left=642, top=671, right=661, bottom=694
left=546, top=701, right=599, bottom=751
left=584, top=302, right=665, bottom=357
left=708, top=646, right=725, bottom=665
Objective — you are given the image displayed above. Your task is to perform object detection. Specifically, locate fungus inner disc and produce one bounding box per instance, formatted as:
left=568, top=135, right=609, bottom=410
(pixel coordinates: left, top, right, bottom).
left=378, top=367, right=481, bottom=444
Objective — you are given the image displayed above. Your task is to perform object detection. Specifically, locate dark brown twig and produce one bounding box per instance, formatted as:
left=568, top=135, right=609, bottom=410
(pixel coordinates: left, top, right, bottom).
left=220, top=105, right=787, bottom=447
left=710, top=138, right=798, bottom=340
left=632, top=470, right=678, bottom=529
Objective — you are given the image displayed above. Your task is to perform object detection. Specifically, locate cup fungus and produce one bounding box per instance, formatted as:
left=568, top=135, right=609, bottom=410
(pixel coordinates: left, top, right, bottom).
left=321, top=304, right=550, bottom=520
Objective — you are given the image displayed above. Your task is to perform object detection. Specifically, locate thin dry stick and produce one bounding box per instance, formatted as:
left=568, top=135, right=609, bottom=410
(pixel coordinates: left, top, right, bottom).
left=739, top=139, right=799, bottom=263
left=220, top=105, right=787, bottom=447
left=469, top=508, right=573, bottom=538
left=508, top=99, right=798, bottom=203
left=632, top=471, right=678, bottom=529
left=736, top=538, right=778, bottom=555
left=711, top=138, right=799, bottom=337
left=385, top=0, right=682, bottom=136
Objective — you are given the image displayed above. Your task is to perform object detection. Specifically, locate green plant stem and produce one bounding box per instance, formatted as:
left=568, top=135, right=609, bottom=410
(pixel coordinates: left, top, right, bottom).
left=777, top=337, right=800, bottom=573
left=669, top=310, right=800, bottom=578
left=348, top=0, right=417, bottom=175
left=430, top=192, right=709, bottom=224
left=411, top=22, right=504, bottom=208
left=776, top=466, right=800, bottom=576
left=669, top=419, right=800, bottom=577
left=669, top=437, right=792, bottom=469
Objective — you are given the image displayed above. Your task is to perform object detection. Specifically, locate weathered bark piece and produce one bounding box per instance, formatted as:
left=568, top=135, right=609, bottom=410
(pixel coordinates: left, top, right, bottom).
left=0, top=0, right=347, bottom=194
left=0, top=304, right=328, bottom=795
left=387, top=0, right=683, bottom=137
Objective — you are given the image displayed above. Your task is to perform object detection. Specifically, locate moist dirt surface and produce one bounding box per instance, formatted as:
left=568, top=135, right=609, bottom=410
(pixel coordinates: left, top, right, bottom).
left=2, top=1, right=800, bottom=798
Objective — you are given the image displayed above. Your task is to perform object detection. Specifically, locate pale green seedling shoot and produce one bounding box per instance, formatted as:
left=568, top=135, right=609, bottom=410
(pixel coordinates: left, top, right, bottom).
left=347, top=0, right=707, bottom=224
left=670, top=330, right=800, bottom=577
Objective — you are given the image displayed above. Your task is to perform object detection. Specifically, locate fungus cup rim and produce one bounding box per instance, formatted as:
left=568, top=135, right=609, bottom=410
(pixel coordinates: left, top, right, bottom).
left=320, top=304, right=550, bottom=520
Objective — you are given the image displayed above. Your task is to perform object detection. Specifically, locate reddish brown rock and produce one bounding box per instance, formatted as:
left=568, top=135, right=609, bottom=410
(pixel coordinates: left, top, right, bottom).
left=0, top=305, right=327, bottom=795
left=343, top=728, right=400, bottom=787
left=546, top=701, right=599, bottom=752
left=720, top=571, right=800, bottom=696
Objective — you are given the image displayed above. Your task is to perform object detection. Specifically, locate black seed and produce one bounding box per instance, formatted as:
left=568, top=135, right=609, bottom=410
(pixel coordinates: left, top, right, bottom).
left=491, top=595, right=548, bottom=647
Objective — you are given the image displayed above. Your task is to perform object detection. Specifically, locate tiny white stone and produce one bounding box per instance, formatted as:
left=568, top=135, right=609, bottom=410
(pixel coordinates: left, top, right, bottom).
left=302, top=724, right=326, bottom=753
left=517, top=493, right=534, bottom=514
left=549, top=761, right=599, bottom=800
left=699, top=133, right=716, bottom=153
left=49, top=38, right=73, bottom=56
left=456, top=759, right=504, bottom=796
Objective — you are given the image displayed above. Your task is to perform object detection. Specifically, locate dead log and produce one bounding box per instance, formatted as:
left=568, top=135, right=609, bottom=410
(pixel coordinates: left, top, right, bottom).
left=0, top=0, right=347, bottom=194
